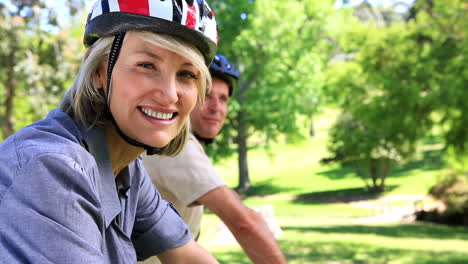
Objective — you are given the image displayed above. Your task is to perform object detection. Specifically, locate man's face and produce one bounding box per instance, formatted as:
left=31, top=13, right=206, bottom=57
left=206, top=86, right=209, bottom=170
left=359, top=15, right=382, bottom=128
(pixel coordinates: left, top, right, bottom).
left=190, top=78, right=230, bottom=139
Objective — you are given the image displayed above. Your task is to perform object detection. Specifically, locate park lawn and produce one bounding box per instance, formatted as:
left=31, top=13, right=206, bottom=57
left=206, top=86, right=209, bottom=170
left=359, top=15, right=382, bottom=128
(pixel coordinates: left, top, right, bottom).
left=199, top=111, right=468, bottom=263
left=200, top=217, right=468, bottom=264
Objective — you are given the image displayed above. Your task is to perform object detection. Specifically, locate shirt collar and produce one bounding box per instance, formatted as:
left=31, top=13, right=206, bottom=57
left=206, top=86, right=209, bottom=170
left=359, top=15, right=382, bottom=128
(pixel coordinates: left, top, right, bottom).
left=83, top=125, right=121, bottom=228
left=115, top=167, right=131, bottom=198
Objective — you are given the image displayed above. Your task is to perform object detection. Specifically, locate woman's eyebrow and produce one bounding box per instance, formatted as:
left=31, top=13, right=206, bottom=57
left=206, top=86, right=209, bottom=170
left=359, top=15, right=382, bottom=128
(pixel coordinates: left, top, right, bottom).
left=132, top=48, right=195, bottom=68
left=182, top=62, right=195, bottom=67
left=133, top=49, right=163, bottom=61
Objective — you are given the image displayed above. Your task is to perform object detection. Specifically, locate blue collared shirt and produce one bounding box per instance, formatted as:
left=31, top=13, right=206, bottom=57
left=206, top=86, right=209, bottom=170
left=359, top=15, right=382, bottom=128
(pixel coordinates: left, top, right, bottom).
left=0, top=109, right=191, bottom=263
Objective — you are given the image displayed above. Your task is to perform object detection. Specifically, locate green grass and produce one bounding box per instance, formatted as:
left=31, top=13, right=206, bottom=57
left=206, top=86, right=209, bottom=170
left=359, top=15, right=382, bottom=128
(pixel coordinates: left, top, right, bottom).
left=201, top=219, right=468, bottom=264
left=198, top=111, right=468, bottom=263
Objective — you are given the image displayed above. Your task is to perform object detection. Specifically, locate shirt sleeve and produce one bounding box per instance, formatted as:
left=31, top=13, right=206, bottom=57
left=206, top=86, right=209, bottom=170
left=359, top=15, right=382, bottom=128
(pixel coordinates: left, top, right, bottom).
left=0, top=153, right=104, bottom=263
left=131, top=160, right=191, bottom=260
left=143, top=137, right=226, bottom=207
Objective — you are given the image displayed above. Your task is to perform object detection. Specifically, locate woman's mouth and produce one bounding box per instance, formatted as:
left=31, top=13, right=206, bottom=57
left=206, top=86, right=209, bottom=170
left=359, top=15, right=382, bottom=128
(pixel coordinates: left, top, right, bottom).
left=139, top=106, right=176, bottom=120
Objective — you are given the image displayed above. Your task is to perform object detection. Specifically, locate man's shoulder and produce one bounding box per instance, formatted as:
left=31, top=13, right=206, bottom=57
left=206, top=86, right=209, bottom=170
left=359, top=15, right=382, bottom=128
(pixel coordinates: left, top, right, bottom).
left=144, top=134, right=209, bottom=171
left=181, top=133, right=207, bottom=157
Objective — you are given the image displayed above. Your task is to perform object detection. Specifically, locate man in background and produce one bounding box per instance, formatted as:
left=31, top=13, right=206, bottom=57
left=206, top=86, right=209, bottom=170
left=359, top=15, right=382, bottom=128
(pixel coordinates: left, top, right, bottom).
left=142, top=54, right=287, bottom=264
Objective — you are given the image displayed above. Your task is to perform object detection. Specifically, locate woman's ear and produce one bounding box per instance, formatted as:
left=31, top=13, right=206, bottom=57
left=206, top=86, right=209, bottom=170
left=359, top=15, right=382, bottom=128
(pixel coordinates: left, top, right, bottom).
left=94, top=61, right=108, bottom=91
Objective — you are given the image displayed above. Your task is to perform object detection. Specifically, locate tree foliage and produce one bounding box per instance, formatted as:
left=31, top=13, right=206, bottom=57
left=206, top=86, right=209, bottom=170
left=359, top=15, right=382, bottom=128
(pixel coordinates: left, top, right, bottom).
left=323, top=0, right=468, bottom=192
left=0, top=0, right=84, bottom=140
left=207, top=0, right=345, bottom=190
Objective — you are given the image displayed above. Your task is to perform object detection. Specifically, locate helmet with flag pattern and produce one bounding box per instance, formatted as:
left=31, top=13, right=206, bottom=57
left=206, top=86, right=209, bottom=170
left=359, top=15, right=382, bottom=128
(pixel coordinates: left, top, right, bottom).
left=84, top=0, right=218, bottom=65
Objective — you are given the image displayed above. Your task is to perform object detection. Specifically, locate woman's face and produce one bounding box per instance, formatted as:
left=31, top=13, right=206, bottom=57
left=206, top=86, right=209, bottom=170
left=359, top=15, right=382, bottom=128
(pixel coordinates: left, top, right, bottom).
left=96, top=32, right=199, bottom=147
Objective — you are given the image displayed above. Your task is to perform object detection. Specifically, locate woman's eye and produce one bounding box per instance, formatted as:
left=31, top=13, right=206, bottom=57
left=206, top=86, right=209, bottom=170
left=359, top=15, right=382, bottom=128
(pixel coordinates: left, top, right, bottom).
left=178, top=70, right=198, bottom=80
left=138, top=63, right=155, bottom=69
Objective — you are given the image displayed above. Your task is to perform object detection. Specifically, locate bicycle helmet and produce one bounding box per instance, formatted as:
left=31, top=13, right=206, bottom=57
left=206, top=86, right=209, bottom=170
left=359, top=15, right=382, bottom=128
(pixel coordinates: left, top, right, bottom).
left=209, top=54, right=239, bottom=96
left=84, top=0, right=218, bottom=65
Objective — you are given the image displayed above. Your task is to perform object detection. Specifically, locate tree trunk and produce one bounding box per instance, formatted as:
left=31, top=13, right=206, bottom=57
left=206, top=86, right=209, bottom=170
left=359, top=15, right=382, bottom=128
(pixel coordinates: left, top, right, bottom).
left=369, top=160, right=378, bottom=188
left=2, top=43, right=17, bottom=140
left=379, top=158, right=391, bottom=190
left=236, top=109, right=251, bottom=192
left=368, top=159, right=384, bottom=193
left=309, top=114, right=315, bottom=137
left=355, top=161, right=370, bottom=190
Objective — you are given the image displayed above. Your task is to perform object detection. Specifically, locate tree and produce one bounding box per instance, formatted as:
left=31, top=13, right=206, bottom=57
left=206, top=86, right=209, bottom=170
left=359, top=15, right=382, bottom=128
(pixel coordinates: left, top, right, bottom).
left=0, top=0, right=84, bottom=140
left=207, top=0, right=343, bottom=191
left=419, top=0, right=468, bottom=154
left=322, top=0, right=468, bottom=192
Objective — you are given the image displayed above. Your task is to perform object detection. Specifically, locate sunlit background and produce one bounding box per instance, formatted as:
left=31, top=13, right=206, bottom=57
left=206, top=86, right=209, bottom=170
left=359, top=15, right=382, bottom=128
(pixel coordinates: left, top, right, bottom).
left=0, top=0, right=466, bottom=263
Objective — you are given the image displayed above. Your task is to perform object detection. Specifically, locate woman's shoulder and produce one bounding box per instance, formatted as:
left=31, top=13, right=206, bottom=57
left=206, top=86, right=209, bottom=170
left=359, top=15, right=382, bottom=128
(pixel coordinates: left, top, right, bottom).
left=0, top=109, right=94, bottom=171
left=0, top=111, right=101, bottom=205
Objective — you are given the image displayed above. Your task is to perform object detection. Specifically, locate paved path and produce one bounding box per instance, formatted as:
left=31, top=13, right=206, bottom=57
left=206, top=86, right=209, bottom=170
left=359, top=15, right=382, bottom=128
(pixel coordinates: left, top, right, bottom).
left=205, top=195, right=429, bottom=247
left=349, top=195, right=426, bottom=223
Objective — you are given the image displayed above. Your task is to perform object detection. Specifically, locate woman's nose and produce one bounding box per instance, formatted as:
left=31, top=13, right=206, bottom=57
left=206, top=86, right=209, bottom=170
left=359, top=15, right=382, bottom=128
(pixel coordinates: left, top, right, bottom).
left=150, top=76, right=178, bottom=105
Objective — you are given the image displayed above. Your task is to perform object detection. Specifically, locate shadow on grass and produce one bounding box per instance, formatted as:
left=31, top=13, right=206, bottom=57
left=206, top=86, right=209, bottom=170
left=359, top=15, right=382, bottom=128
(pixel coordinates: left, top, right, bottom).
left=316, top=165, right=356, bottom=180
left=281, top=223, right=468, bottom=240
left=213, top=239, right=468, bottom=264
left=318, top=148, right=445, bottom=181
left=392, top=148, right=445, bottom=176
left=292, top=185, right=398, bottom=204
left=239, top=179, right=298, bottom=197
left=281, top=240, right=468, bottom=264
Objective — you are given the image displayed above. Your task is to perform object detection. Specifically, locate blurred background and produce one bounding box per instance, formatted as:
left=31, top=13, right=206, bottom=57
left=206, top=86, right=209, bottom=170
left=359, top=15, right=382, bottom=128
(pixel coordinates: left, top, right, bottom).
left=0, top=0, right=467, bottom=263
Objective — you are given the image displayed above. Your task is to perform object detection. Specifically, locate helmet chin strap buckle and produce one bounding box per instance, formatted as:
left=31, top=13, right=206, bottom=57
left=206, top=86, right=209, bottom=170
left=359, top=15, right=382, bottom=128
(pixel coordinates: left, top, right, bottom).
left=146, top=147, right=162, bottom=155
left=194, top=133, right=215, bottom=145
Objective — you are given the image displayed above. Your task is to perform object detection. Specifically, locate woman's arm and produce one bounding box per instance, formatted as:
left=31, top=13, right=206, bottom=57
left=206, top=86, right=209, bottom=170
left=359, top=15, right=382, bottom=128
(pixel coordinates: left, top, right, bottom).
left=157, top=239, right=219, bottom=264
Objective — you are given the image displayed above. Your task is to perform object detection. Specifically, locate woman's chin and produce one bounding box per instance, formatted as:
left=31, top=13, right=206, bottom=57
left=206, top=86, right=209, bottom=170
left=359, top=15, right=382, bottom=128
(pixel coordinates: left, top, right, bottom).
left=138, top=136, right=172, bottom=149
left=124, top=129, right=175, bottom=148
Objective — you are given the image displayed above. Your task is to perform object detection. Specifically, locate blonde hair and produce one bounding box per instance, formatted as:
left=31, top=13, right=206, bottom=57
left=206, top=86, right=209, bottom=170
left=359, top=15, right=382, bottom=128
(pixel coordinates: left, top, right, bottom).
left=60, top=31, right=211, bottom=156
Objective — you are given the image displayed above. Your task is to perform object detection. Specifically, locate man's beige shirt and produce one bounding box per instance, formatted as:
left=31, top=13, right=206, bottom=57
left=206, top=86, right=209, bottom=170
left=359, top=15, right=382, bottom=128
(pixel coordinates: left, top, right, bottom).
left=139, top=134, right=225, bottom=264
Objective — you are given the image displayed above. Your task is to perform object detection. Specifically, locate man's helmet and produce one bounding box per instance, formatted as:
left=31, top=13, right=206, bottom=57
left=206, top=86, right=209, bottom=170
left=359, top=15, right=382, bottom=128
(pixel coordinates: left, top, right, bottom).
left=209, top=54, right=239, bottom=96
left=84, top=0, right=218, bottom=65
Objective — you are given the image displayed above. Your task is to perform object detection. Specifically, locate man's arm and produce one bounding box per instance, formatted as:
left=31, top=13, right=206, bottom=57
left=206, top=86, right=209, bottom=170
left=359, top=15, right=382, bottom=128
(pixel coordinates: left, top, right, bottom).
left=198, top=186, right=287, bottom=264
left=157, top=239, right=219, bottom=264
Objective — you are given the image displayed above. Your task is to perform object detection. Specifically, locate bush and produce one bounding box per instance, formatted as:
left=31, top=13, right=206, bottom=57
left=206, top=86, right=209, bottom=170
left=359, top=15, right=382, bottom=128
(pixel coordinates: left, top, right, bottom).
left=417, top=172, right=468, bottom=226
left=430, top=172, right=468, bottom=214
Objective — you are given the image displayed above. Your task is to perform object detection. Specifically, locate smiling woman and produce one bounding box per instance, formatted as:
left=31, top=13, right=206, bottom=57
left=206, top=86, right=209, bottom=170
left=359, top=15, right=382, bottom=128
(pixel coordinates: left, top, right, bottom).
left=100, top=32, right=203, bottom=152
left=62, top=31, right=211, bottom=156
left=0, top=0, right=220, bottom=263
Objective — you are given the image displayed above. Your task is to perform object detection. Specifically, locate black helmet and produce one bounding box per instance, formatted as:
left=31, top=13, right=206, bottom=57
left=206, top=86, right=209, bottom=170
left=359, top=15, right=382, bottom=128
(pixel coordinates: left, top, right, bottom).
left=209, top=54, right=239, bottom=96
left=84, top=0, right=218, bottom=65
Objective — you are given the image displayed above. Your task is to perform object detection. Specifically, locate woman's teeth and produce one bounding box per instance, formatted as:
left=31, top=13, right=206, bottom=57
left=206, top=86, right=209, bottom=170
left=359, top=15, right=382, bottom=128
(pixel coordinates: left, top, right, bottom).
left=141, top=107, right=173, bottom=120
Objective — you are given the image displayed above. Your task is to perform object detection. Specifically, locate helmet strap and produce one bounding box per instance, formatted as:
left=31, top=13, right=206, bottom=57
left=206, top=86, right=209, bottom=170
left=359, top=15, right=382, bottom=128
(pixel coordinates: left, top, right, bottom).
left=107, top=33, right=125, bottom=106
left=193, top=132, right=215, bottom=145
left=110, top=116, right=162, bottom=155
left=106, top=32, right=162, bottom=155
